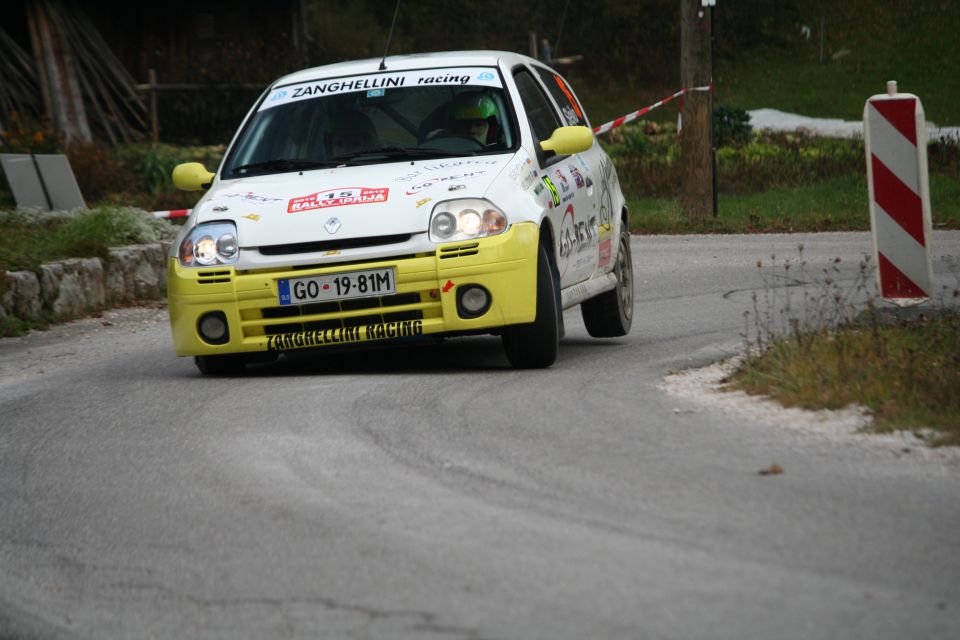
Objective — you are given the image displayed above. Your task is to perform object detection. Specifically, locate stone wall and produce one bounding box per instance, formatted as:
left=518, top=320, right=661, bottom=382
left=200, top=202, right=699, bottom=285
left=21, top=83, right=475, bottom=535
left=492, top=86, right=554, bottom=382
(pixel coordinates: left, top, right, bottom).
left=0, top=242, right=171, bottom=324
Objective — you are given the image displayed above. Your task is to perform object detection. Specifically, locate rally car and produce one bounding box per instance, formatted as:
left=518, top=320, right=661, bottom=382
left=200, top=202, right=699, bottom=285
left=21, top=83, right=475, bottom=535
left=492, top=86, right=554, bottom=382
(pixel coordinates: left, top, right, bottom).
left=168, top=50, right=633, bottom=374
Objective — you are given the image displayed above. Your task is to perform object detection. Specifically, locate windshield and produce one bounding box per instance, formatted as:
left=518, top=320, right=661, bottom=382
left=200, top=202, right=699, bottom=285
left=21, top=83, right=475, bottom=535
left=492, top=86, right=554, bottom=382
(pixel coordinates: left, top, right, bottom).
left=223, top=66, right=517, bottom=179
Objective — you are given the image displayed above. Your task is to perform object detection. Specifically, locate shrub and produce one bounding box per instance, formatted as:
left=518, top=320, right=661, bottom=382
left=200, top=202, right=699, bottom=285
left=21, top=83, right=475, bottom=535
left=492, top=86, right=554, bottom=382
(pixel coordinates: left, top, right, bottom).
left=0, top=111, right=64, bottom=154
left=66, top=143, right=139, bottom=204
left=713, top=105, right=753, bottom=147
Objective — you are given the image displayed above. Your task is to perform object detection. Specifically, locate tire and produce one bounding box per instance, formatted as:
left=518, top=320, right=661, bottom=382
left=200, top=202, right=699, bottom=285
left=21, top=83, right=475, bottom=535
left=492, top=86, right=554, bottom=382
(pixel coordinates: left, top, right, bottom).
left=501, top=243, right=559, bottom=368
left=581, top=226, right=634, bottom=337
left=194, top=354, right=247, bottom=376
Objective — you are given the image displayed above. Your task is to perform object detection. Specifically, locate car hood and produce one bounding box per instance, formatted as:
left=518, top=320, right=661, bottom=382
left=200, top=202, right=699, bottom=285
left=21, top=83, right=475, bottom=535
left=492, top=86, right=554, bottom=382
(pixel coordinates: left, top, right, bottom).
left=195, top=154, right=515, bottom=248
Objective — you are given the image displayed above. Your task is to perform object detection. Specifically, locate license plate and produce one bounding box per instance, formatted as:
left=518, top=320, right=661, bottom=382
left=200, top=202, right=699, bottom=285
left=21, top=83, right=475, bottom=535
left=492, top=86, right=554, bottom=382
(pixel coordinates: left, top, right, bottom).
left=277, top=267, right=395, bottom=305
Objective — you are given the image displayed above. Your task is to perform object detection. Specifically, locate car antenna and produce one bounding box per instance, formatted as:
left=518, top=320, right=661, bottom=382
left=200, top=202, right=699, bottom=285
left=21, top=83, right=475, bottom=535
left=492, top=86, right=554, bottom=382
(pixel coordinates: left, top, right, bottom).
left=379, top=0, right=402, bottom=71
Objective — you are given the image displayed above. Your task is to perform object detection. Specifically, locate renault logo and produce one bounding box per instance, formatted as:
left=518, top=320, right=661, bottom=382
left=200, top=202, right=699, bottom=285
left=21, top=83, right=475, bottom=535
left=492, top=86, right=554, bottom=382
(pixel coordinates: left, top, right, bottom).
left=324, top=217, right=342, bottom=234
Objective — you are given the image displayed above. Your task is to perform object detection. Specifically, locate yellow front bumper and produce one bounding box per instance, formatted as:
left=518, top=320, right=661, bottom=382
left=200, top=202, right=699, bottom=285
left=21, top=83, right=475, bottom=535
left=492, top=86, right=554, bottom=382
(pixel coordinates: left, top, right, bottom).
left=167, top=222, right=539, bottom=356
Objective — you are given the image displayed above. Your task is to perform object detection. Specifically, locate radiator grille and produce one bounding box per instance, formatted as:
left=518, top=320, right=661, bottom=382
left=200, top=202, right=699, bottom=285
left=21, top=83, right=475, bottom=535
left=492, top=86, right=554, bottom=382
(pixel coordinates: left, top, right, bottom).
left=251, top=292, right=429, bottom=337
left=197, top=270, right=232, bottom=284
left=439, top=243, right=479, bottom=259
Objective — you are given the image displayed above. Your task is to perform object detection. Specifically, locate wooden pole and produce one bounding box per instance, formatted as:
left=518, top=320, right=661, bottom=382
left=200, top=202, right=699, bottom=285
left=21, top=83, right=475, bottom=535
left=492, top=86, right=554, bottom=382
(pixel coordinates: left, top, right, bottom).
left=148, top=68, right=158, bottom=144
left=680, top=0, right=714, bottom=220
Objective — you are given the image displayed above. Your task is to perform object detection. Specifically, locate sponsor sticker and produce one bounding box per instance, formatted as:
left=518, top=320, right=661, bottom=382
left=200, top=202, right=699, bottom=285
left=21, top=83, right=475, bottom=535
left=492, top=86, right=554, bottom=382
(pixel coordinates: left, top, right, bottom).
left=598, top=238, right=612, bottom=269
left=221, top=191, right=283, bottom=203
left=241, top=214, right=261, bottom=221
left=558, top=204, right=597, bottom=259
left=415, top=197, right=432, bottom=208
left=508, top=151, right=532, bottom=181
left=262, top=67, right=502, bottom=110
left=405, top=178, right=439, bottom=195
left=568, top=165, right=585, bottom=189
left=265, top=319, right=424, bottom=352
left=407, top=172, right=487, bottom=194
left=288, top=187, right=389, bottom=213
left=541, top=176, right=560, bottom=207
left=395, top=158, right=500, bottom=182
left=520, top=170, right=537, bottom=191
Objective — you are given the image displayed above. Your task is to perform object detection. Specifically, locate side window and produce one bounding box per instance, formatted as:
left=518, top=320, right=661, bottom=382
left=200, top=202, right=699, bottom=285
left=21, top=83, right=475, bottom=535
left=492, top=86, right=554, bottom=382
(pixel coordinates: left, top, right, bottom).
left=513, top=69, right=563, bottom=143
left=534, top=67, right=587, bottom=128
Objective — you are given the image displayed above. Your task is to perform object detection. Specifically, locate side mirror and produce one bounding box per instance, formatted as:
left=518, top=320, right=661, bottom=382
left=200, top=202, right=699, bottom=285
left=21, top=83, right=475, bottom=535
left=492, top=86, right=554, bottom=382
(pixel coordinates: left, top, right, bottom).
left=172, top=162, right=215, bottom=191
left=539, top=125, right=594, bottom=155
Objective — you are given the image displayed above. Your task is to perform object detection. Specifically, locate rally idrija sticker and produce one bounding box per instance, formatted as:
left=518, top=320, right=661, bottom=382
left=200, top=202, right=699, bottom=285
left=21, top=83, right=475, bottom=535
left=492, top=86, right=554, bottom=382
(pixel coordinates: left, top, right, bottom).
left=288, top=187, right=389, bottom=213
left=262, top=67, right=503, bottom=111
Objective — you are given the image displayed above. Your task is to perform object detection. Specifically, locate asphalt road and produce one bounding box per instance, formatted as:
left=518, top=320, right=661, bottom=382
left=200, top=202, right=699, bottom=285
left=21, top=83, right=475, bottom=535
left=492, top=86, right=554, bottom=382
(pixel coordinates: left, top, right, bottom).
left=2, top=232, right=959, bottom=640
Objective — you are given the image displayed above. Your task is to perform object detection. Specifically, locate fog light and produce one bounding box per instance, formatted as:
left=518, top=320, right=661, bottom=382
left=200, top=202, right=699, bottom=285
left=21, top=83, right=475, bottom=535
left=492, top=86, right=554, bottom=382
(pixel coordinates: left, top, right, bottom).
left=456, top=285, right=491, bottom=318
left=198, top=311, right=229, bottom=344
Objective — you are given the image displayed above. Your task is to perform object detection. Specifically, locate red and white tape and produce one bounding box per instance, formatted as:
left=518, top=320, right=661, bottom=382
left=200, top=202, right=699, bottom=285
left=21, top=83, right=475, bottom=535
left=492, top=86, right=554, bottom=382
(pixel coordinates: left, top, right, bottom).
left=152, top=209, right=191, bottom=219
left=593, top=85, right=713, bottom=136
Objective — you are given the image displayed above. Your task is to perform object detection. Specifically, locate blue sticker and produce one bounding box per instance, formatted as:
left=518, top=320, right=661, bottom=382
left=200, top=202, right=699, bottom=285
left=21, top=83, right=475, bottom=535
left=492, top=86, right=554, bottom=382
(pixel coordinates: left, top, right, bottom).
left=277, top=279, right=291, bottom=305
left=367, top=88, right=385, bottom=98
left=271, top=90, right=288, bottom=102
left=477, top=72, right=495, bottom=81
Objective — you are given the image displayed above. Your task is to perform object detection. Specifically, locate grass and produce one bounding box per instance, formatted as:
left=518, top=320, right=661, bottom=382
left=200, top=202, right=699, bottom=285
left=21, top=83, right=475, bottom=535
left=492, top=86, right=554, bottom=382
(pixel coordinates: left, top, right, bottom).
left=727, top=250, right=960, bottom=446
left=731, top=314, right=960, bottom=446
left=627, top=173, right=960, bottom=234
left=716, top=1, right=960, bottom=125
left=603, top=123, right=960, bottom=234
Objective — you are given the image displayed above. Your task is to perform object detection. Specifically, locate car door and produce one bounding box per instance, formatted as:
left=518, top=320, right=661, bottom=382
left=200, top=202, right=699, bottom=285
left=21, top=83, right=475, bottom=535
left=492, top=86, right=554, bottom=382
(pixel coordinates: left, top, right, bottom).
left=531, top=66, right=615, bottom=275
left=511, top=66, right=599, bottom=287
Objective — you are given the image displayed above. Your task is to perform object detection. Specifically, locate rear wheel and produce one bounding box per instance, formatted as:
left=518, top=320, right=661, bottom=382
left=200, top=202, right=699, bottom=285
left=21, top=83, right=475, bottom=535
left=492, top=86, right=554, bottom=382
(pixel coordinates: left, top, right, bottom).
left=194, top=354, right=247, bottom=376
left=501, top=243, right=559, bottom=368
left=581, top=226, right=633, bottom=337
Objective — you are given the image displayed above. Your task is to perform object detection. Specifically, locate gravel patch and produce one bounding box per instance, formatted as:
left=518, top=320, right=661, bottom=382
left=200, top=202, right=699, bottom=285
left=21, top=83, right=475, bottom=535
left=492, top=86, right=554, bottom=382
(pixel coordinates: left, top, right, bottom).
left=660, top=358, right=960, bottom=464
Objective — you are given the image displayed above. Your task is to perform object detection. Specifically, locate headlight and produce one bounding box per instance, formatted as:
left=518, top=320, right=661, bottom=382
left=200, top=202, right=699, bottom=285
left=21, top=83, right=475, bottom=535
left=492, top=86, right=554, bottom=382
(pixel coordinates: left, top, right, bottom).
left=428, top=199, right=508, bottom=243
left=178, top=221, right=239, bottom=267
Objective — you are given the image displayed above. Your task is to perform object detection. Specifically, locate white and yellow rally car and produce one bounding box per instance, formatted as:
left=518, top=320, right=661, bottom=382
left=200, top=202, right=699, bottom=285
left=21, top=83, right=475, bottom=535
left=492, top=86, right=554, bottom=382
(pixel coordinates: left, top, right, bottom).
left=168, top=51, right=633, bottom=374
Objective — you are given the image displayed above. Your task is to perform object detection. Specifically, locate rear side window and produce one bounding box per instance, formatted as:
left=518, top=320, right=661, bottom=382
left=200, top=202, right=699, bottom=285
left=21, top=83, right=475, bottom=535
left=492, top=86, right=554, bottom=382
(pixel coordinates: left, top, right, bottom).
left=513, top=69, right=562, bottom=143
left=534, top=67, right=588, bottom=128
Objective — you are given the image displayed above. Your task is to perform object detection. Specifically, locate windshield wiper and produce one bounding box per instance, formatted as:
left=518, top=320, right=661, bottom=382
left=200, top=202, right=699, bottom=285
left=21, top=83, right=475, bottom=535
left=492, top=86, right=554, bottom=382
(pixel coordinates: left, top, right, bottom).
left=331, top=147, right=477, bottom=161
left=231, top=158, right=344, bottom=175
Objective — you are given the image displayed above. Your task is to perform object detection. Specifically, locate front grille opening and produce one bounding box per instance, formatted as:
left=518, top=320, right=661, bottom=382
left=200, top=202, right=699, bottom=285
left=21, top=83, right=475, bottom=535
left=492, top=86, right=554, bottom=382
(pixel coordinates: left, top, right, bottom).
left=256, top=291, right=425, bottom=338
left=197, top=269, right=232, bottom=284
left=258, top=234, right=413, bottom=256
left=439, top=243, right=480, bottom=259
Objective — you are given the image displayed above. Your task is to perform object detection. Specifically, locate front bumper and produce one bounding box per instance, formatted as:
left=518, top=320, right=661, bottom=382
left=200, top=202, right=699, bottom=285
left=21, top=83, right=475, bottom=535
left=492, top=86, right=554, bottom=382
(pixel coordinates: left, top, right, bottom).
left=167, top=223, right=539, bottom=356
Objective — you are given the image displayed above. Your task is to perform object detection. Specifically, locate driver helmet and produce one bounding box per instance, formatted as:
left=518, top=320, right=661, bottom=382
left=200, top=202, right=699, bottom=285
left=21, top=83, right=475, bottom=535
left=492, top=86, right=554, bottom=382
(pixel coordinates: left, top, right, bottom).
left=450, top=92, right=500, bottom=145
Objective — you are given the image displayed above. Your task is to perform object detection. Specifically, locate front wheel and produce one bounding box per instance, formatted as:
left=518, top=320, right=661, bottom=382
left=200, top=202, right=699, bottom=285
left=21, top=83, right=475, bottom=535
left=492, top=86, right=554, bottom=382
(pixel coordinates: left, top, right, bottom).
left=580, top=226, right=634, bottom=337
left=501, top=243, right=559, bottom=368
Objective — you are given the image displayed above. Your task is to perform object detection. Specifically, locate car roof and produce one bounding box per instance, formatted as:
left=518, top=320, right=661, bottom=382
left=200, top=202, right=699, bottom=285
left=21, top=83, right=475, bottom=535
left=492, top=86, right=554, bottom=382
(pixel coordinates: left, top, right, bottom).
left=273, top=50, right=542, bottom=87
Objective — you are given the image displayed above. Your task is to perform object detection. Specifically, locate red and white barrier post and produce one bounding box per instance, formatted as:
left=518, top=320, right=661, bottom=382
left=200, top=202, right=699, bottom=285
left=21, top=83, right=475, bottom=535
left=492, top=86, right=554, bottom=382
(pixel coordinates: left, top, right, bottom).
left=864, top=80, right=934, bottom=306
left=152, top=209, right=191, bottom=219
